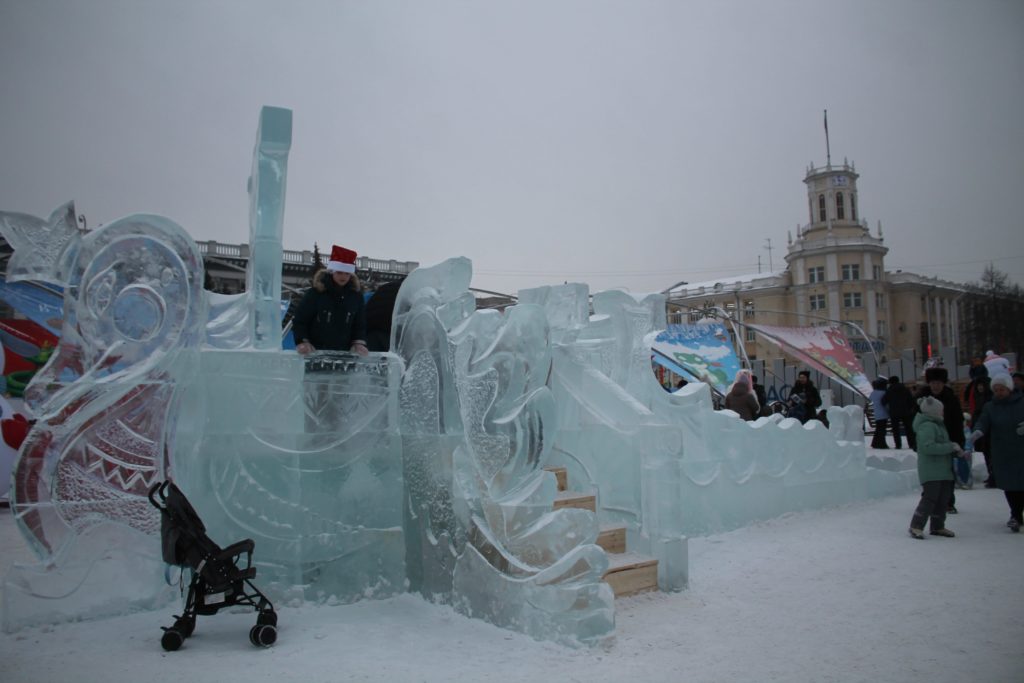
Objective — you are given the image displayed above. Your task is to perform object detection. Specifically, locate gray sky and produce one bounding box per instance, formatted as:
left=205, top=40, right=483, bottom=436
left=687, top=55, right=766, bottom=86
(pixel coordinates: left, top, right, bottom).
left=1, top=0, right=1022, bottom=295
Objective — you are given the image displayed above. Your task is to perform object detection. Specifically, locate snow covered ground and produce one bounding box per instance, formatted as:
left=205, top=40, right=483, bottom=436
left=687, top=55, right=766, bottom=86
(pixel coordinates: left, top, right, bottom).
left=2, top=451, right=1022, bottom=683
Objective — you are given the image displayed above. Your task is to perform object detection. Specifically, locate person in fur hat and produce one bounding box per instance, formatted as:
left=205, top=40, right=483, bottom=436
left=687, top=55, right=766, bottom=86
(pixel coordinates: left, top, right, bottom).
left=983, top=350, right=1010, bottom=378
left=916, top=366, right=965, bottom=513
left=970, top=373, right=1024, bottom=532
left=292, top=245, right=369, bottom=357
left=724, top=370, right=760, bottom=421
left=908, top=396, right=962, bottom=539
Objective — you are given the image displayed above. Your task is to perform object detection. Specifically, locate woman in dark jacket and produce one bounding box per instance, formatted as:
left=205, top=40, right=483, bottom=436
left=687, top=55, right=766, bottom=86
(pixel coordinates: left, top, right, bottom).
left=291, top=245, right=368, bottom=356
left=972, top=374, right=1024, bottom=532
left=884, top=376, right=916, bottom=449
left=787, top=370, right=821, bottom=423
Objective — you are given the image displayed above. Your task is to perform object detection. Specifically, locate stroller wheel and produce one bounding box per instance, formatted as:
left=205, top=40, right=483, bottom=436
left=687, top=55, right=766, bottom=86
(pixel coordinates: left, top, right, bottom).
left=249, top=624, right=277, bottom=648
left=161, top=628, right=184, bottom=651
left=174, top=616, right=196, bottom=638
left=257, top=611, right=277, bottom=627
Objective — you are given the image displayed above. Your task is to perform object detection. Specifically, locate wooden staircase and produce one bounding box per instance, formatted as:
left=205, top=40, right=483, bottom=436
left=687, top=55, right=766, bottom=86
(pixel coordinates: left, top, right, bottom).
left=545, top=466, right=659, bottom=597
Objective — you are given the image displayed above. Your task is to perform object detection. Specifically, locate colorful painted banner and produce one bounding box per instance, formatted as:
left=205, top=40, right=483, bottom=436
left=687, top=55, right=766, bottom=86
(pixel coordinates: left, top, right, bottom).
left=651, top=323, right=742, bottom=395
left=0, top=276, right=64, bottom=336
left=745, top=323, right=872, bottom=397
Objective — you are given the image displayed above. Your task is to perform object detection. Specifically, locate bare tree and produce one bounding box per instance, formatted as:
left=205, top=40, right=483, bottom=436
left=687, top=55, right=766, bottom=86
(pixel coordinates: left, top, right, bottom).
left=961, top=265, right=1024, bottom=362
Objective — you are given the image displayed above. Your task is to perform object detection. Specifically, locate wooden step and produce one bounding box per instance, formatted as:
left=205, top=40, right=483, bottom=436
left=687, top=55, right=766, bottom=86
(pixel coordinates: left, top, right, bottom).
left=596, top=524, right=626, bottom=554
left=552, top=490, right=595, bottom=512
left=544, top=466, right=568, bottom=492
left=603, top=552, right=658, bottom=597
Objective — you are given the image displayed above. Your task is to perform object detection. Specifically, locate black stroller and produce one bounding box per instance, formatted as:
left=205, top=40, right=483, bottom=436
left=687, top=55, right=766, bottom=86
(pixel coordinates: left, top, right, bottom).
left=149, top=481, right=278, bottom=651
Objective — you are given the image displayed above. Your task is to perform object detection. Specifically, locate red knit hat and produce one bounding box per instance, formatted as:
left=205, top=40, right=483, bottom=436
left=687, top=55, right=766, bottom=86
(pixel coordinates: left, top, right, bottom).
left=327, top=245, right=357, bottom=274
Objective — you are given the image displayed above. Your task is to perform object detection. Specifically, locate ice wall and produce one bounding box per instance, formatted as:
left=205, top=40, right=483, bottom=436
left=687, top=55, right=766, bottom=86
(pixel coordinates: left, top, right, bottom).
left=174, top=350, right=406, bottom=606
left=524, top=282, right=916, bottom=550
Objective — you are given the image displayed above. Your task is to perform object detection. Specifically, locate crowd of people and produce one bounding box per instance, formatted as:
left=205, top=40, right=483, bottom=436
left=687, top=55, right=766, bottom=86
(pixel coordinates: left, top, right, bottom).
left=712, top=350, right=1022, bottom=541
left=885, top=350, right=1024, bottom=540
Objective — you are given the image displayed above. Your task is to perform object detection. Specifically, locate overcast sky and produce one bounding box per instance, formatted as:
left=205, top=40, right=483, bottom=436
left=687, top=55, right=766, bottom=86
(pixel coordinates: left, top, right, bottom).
left=1, top=0, right=1022, bottom=295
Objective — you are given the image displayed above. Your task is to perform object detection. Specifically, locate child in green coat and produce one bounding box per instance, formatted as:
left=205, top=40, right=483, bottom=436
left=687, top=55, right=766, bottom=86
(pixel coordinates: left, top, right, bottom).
left=909, top=396, right=963, bottom=539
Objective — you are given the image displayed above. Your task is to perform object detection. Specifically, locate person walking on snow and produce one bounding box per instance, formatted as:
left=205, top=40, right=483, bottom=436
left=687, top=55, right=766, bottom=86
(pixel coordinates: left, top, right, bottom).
left=916, top=366, right=965, bottom=513
left=970, top=374, right=1024, bottom=532
left=908, top=396, right=962, bottom=539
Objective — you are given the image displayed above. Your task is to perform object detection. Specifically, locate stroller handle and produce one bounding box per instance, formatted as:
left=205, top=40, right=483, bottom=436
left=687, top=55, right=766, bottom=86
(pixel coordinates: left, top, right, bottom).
left=148, top=481, right=170, bottom=509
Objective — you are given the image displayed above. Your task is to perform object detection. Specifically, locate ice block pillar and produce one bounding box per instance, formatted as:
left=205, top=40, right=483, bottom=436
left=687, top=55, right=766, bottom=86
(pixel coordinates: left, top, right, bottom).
left=246, top=106, right=292, bottom=348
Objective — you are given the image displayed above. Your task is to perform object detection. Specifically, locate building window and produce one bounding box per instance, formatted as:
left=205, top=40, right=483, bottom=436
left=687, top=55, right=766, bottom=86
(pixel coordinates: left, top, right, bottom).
left=808, top=266, right=825, bottom=283
left=809, top=294, right=826, bottom=311
left=743, top=300, right=755, bottom=318
left=844, top=292, right=862, bottom=308
left=818, top=194, right=826, bottom=222
left=688, top=309, right=703, bottom=323
left=851, top=194, right=857, bottom=222
left=872, top=265, right=882, bottom=280
left=842, top=264, right=860, bottom=281
left=875, top=293, right=885, bottom=309
left=745, top=328, right=756, bottom=342
left=836, top=192, right=845, bottom=220
left=877, top=320, right=887, bottom=337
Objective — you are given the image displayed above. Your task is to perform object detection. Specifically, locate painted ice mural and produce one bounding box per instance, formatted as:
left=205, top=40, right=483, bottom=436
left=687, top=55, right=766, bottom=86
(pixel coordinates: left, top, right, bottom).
left=0, top=106, right=918, bottom=643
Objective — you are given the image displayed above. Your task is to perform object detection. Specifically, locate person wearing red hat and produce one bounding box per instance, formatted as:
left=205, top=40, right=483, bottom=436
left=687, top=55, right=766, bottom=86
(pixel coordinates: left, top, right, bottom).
left=291, top=244, right=369, bottom=357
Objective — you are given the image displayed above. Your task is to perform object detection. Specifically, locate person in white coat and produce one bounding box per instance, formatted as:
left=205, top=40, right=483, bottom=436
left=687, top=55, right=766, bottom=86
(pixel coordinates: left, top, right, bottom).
left=983, top=350, right=1011, bottom=377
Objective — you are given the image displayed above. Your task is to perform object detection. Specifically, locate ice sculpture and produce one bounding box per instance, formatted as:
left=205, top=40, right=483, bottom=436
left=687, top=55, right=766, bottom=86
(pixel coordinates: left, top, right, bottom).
left=0, top=105, right=917, bottom=643
left=392, top=259, right=614, bottom=646
left=0, top=210, right=207, bottom=629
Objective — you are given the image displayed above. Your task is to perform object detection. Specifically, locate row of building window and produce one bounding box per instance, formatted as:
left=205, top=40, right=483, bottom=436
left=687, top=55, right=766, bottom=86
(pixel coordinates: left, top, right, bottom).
left=807, top=264, right=883, bottom=283
left=809, top=292, right=885, bottom=310
left=816, top=192, right=858, bottom=222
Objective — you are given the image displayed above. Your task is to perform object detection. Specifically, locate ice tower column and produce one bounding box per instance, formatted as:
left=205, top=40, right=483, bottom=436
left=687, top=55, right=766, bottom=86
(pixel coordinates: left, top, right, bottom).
left=246, top=106, right=292, bottom=348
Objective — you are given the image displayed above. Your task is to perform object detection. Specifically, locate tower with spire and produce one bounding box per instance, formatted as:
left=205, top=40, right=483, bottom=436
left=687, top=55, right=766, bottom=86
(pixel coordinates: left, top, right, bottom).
left=785, top=132, right=888, bottom=337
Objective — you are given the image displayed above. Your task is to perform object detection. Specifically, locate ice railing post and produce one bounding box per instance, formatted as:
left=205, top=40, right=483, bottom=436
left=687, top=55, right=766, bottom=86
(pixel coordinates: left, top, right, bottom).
left=246, top=106, right=292, bottom=349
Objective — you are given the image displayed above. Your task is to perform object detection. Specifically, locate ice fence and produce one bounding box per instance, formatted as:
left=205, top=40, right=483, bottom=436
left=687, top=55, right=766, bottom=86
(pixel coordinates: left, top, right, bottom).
left=0, top=106, right=918, bottom=643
